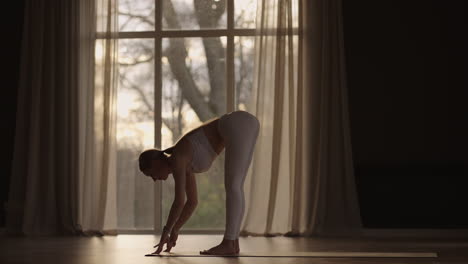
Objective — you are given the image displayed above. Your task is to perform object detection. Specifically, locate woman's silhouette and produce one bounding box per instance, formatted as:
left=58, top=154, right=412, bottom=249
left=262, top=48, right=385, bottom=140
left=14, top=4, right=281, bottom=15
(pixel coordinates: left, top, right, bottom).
left=139, top=110, right=260, bottom=255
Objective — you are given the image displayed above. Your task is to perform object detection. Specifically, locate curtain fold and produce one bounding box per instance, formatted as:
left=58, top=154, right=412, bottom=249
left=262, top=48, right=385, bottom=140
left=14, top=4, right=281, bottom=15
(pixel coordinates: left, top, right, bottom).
left=241, top=0, right=362, bottom=236
left=305, top=0, right=362, bottom=236
left=7, top=0, right=82, bottom=235
left=78, top=0, right=119, bottom=235
left=7, top=0, right=119, bottom=235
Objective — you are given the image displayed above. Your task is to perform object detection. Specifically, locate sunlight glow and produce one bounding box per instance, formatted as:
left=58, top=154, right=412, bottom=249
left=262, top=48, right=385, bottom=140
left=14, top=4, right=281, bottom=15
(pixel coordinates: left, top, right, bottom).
left=135, top=121, right=156, bottom=148
left=95, top=42, right=104, bottom=61
left=116, top=93, right=136, bottom=119
left=116, top=90, right=154, bottom=147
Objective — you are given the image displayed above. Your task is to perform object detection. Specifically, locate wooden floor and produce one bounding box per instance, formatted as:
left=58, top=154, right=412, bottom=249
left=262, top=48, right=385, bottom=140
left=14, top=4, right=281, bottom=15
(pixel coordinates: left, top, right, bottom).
left=0, top=234, right=467, bottom=264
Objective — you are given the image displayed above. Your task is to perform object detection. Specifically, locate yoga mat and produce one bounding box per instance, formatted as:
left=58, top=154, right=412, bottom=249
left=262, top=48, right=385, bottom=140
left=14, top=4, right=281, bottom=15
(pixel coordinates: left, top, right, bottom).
left=145, top=251, right=438, bottom=258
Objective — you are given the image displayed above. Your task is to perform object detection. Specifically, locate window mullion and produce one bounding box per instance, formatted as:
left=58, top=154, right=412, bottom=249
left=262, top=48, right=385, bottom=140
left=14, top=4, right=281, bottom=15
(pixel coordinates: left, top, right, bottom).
left=227, top=0, right=235, bottom=112
left=154, top=0, right=163, bottom=234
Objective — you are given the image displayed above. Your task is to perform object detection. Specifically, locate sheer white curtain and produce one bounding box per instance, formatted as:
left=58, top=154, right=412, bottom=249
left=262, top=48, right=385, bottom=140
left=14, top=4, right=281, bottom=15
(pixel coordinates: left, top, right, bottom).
left=7, top=0, right=119, bottom=235
left=78, top=0, right=119, bottom=235
left=241, top=0, right=362, bottom=236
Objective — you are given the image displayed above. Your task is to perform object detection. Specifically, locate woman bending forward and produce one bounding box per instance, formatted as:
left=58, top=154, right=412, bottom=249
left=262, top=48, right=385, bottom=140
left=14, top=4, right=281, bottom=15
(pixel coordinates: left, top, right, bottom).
left=139, top=110, right=260, bottom=255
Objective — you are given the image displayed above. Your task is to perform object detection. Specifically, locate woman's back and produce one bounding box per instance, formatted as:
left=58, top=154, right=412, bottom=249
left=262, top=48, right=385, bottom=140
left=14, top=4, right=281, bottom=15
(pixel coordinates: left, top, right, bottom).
left=178, top=117, right=225, bottom=155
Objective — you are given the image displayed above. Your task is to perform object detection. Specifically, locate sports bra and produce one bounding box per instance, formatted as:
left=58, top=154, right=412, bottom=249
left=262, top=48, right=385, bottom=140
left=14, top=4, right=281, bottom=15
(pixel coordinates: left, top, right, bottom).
left=186, top=128, right=218, bottom=173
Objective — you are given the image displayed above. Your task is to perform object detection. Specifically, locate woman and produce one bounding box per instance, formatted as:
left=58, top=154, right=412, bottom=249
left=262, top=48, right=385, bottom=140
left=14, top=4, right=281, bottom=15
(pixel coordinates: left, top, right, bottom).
left=139, top=110, right=260, bottom=255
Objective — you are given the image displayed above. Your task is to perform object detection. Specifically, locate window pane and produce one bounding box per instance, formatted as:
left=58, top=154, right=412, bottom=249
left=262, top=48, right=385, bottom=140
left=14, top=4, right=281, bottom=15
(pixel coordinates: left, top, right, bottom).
left=116, top=39, right=155, bottom=229
left=119, top=0, right=155, bottom=31
left=235, top=0, right=257, bottom=28
left=161, top=37, right=227, bottom=229
left=163, top=0, right=227, bottom=30
left=235, top=37, right=255, bottom=111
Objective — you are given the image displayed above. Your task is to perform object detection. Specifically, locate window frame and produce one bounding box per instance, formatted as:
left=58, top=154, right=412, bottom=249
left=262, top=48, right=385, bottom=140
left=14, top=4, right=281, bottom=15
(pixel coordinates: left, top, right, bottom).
left=102, top=0, right=256, bottom=234
left=97, top=0, right=300, bottom=234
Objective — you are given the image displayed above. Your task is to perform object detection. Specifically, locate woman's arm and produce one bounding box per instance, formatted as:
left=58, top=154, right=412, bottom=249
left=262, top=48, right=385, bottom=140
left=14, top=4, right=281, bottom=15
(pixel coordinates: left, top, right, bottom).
left=162, top=171, right=198, bottom=253
left=153, top=143, right=190, bottom=254
left=173, top=170, right=198, bottom=231
left=164, top=145, right=189, bottom=231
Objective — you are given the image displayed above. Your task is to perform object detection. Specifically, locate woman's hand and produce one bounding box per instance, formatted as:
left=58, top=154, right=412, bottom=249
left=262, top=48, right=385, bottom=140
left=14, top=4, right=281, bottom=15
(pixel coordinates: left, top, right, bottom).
left=164, top=229, right=179, bottom=252
left=152, top=229, right=170, bottom=254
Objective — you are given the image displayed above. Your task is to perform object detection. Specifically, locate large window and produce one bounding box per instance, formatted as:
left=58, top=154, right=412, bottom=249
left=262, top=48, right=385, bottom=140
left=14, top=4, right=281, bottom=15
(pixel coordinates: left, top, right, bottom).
left=113, top=0, right=257, bottom=232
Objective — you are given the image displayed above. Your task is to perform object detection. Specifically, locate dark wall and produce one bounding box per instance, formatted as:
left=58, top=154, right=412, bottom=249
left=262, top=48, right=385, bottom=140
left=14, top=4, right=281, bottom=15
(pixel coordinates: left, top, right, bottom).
left=1, top=1, right=24, bottom=226
left=343, top=1, right=468, bottom=228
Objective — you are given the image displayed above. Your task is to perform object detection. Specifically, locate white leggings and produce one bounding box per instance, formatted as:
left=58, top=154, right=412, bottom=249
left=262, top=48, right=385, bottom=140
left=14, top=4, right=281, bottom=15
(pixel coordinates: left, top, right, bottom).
left=217, top=111, right=260, bottom=240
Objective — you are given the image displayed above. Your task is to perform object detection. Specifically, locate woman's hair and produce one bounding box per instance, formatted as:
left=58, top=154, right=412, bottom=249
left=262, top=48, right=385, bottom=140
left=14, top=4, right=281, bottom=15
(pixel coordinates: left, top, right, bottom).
left=138, top=147, right=174, bottom=172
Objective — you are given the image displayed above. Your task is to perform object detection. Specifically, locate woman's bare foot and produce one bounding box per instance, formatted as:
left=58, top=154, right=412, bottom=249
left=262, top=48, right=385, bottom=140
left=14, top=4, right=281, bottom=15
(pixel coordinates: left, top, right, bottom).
left=200, top=238, right=238, bottom=255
